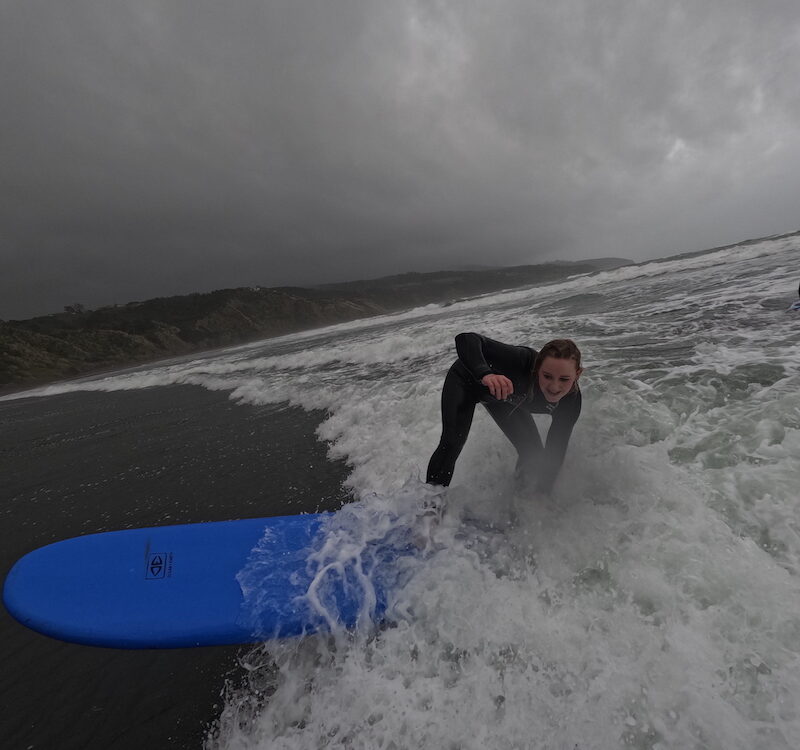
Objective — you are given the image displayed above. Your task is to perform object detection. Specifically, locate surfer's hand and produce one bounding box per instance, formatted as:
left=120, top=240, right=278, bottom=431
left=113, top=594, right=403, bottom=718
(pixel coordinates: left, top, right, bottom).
left=482, top=373, right=514, bottom=400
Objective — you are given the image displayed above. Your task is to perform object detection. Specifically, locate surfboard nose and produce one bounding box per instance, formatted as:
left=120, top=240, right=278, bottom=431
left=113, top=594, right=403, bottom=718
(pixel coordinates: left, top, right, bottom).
left=2, top=521, right=263, bottom=648
left=2, top=513, right=392, bottom=649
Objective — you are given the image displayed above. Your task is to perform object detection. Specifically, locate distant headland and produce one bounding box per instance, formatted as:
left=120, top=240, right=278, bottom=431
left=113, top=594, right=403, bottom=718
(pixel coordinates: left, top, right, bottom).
left=0, top=256, right=634, bottom=393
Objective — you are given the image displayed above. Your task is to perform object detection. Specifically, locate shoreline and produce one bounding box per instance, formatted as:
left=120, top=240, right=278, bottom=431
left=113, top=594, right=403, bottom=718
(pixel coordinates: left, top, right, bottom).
left=1, top=384, right=354, bottom=750
left=0, top=326, right=303, bottom=399
left=0, top=332, right=277, bottom=399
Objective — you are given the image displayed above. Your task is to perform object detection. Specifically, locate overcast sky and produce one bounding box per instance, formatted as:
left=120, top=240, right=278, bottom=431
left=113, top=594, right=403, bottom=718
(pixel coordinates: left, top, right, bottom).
left=2, top=1, right=799, bottom=318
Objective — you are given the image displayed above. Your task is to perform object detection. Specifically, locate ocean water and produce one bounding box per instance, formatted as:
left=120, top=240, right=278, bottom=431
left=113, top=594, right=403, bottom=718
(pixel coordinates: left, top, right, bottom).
left=6, top=234, right=800, bottom=749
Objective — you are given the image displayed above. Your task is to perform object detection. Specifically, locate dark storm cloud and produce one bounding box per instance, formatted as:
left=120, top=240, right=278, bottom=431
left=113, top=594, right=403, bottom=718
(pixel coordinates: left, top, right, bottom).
left=2, top=0, right=799, bottom=318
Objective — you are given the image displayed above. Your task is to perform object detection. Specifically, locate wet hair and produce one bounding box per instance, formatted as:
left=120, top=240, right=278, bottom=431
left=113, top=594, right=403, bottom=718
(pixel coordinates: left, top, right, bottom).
left=533, top=339, right=582, bottom=375
left=531, top=339, right=582, bottom=396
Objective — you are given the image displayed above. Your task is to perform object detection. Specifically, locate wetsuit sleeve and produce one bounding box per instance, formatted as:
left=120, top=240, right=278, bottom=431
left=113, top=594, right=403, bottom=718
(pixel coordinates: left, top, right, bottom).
left=538, top=390, right=581, bottom=493
left=454, top=332, right=531, bottom=382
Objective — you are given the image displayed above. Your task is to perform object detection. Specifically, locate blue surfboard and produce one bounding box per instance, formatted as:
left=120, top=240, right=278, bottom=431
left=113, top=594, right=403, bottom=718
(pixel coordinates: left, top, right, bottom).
left=3, top=513, right=403, bottom=649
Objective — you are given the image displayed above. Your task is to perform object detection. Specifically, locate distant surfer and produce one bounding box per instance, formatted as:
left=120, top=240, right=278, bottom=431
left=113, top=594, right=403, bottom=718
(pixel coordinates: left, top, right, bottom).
left=790, top=281, right=800, bottom=312
left=426, top=332, right=583, bottom=495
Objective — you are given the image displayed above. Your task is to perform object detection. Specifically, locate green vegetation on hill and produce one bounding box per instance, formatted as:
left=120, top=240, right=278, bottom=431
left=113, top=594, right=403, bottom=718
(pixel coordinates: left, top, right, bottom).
left=0, top=258, right=629, bottom=392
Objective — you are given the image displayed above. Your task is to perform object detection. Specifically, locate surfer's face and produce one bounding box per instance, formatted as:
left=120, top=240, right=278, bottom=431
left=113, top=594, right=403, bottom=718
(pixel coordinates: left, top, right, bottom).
left=537, top=356, right=582, bottom=403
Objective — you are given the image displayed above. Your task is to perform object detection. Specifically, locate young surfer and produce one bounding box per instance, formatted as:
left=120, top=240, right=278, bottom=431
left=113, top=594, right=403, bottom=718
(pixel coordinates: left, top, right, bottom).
left=426, top=332, right=583, bottom=494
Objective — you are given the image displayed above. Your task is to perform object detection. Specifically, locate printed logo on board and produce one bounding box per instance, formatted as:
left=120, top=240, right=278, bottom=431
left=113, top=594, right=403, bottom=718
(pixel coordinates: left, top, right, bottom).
left=146, top=552, right=173, bottom=579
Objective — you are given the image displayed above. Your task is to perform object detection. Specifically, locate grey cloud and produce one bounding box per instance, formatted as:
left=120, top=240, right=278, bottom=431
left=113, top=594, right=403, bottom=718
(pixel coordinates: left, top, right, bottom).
left=2, top=0, right=799, bottom=318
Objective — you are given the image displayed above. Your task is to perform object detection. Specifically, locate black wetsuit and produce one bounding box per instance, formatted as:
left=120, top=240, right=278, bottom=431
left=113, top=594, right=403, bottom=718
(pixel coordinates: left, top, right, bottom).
left=426, top=332, right=582, bottom=493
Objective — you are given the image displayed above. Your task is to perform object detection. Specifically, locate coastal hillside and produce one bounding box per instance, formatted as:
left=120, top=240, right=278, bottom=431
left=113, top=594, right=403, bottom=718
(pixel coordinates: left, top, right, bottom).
left=0, top=257, right=628, bottom=391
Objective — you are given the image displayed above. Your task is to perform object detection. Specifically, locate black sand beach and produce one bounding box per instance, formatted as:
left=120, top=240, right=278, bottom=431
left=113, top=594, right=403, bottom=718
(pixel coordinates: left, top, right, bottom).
left=0, top=385, right=352, bottom=749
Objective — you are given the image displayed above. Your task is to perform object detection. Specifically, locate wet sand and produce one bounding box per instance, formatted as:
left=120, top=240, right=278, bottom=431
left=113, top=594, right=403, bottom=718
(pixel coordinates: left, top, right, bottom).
left=0, top=385, right=352, bottom=749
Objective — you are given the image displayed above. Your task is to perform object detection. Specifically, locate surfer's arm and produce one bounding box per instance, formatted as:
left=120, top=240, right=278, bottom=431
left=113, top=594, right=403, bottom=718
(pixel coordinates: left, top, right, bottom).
left=538, top=391, right=581, bottom=493
left=454, top=332, right=494, bottom=380
left=454, top=332, right=532, bottom=383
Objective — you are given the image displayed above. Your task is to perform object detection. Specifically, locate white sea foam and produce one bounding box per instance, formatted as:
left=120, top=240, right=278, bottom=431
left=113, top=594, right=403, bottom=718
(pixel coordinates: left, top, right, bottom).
left=201, top=236, right=800, bottom=748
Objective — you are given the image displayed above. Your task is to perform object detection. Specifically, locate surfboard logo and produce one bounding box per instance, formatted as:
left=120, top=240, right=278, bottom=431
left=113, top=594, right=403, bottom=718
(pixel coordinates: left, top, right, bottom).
left=146, top=552, right=173, bottom=579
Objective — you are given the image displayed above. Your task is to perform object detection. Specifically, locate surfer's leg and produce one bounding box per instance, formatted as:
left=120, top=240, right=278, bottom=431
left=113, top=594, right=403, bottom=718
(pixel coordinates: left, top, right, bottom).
left=483, top=403, right=544, bottom=489
left=426, top=367, right=478, bottom=486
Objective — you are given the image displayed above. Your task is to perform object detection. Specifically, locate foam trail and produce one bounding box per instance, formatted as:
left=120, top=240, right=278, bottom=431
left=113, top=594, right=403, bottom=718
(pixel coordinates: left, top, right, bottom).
left=203, top=236, right=800, bottom=749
